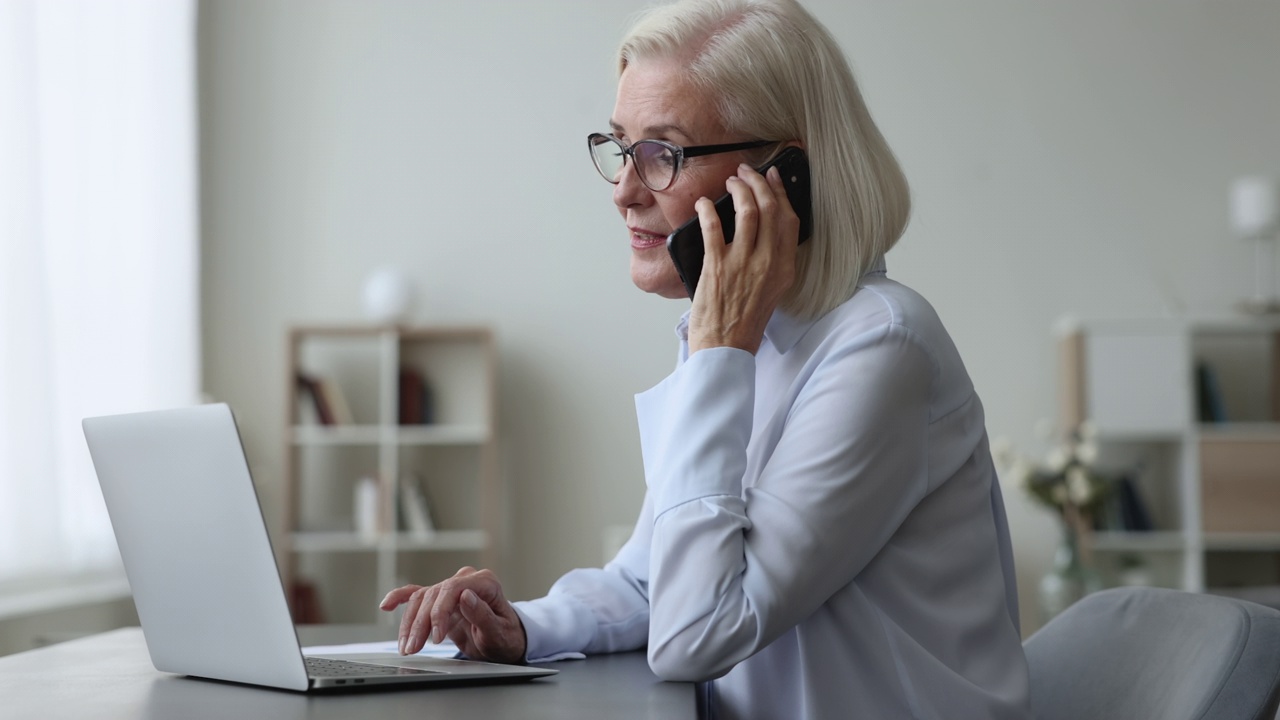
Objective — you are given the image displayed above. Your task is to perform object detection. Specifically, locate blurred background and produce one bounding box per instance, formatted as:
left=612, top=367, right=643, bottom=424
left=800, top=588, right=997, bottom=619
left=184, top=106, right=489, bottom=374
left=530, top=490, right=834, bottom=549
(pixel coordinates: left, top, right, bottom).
left=3, top=0, right=1279, bottom=655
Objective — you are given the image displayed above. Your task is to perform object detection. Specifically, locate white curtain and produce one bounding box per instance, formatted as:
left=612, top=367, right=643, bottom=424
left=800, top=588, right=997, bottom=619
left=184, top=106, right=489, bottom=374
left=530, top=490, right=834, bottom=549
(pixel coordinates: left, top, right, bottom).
left=0, top=0, right=199, bottom=585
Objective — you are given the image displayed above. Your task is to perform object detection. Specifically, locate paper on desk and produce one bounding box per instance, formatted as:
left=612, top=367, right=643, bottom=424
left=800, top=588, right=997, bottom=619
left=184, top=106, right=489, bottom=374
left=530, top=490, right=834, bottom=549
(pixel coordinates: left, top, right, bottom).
left=303, top=640, right=459, bottom=658
left=302, top=639, right=585, bottom=663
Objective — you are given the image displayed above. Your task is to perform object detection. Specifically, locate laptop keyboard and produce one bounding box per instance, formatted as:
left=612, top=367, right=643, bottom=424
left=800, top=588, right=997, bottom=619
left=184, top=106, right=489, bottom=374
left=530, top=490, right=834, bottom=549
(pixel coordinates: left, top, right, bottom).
left=306, top=656, right=442, bottom=677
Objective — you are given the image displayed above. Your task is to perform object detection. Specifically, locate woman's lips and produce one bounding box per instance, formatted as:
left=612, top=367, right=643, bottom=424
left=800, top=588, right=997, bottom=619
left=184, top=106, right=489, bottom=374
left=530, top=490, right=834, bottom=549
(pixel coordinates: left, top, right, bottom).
left=630, top=228, right=667, bottom=250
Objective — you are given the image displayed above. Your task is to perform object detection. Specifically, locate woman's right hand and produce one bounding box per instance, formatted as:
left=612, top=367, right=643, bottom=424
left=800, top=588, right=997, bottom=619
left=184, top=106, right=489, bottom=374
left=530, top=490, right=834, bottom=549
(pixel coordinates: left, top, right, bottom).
left=380, top=566, right=527, bottom=663
left=687, top=164, right=799, bottom=356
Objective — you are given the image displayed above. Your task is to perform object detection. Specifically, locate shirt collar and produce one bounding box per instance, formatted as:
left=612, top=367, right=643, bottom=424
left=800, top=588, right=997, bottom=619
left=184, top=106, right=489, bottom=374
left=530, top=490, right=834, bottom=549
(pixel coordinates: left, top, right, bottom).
left=673, top=256, right=887, bottom=355
left=674, top=307, right=815, bottom=355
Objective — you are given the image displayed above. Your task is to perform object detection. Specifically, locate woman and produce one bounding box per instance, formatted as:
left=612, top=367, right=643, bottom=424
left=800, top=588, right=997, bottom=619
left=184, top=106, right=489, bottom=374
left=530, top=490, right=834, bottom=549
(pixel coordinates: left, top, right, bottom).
left=381, top=1, right=1032, bottom=717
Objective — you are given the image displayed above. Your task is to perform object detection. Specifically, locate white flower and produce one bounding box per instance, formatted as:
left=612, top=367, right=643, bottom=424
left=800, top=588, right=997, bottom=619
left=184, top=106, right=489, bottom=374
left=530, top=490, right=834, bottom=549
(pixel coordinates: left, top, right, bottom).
left=1044, top=447, right=1070, bottom=474
left=1076, top=439, right=1099, bottom=466
left=1067, top=466, right=1092, bottom=505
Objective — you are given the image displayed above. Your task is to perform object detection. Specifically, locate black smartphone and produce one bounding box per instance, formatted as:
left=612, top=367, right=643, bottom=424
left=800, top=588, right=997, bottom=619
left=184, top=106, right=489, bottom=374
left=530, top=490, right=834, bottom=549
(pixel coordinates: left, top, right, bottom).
left=665, top=146, right=813, bottom=299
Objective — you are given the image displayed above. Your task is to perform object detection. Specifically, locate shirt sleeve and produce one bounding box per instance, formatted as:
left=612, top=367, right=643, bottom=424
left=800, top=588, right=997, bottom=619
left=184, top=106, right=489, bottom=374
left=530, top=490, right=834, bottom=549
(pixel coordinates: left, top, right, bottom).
left=634, top=322, right=935, bottom=682
left=511, top=492, right=654, bottom=661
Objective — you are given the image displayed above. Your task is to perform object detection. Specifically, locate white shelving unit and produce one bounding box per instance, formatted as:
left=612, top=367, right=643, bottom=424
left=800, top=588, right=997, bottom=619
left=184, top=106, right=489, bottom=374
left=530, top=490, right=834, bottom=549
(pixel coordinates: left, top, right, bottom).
left=1060, top=317, right=1280, bottom=596
left=281, top=326, right=500, bottom=624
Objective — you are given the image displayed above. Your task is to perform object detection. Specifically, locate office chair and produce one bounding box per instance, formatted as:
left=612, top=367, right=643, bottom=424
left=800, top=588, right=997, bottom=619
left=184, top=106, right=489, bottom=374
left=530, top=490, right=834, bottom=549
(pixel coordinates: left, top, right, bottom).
left=1023, top=586, right=1280, bottom=720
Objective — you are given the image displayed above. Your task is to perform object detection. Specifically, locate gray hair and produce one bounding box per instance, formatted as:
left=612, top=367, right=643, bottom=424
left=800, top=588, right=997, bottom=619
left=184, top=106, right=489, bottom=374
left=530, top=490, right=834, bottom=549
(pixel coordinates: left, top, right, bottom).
left=618, top=0, right=911, bottom=319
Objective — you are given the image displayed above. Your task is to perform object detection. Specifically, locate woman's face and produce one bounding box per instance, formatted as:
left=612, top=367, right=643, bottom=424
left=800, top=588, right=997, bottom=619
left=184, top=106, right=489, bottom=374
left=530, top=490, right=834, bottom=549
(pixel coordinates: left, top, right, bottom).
left=610, top=59, right=756, bottom=299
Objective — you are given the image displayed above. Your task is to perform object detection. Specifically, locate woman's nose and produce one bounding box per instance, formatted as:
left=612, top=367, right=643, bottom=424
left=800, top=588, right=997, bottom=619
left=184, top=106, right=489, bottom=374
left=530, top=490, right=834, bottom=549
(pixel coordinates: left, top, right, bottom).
left=612, top=158, right=652, bottom=209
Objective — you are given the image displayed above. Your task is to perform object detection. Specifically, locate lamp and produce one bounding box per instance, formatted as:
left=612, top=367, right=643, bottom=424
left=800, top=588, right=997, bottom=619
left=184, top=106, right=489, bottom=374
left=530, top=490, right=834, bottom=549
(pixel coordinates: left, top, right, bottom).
left=1231, top=176, right=1280, bottom=314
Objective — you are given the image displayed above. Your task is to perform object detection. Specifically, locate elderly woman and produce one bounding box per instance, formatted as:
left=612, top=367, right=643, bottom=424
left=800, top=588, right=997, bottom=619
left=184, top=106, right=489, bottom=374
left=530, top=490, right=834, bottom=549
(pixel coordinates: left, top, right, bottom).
left=381, top=0, right=1031, bottom=717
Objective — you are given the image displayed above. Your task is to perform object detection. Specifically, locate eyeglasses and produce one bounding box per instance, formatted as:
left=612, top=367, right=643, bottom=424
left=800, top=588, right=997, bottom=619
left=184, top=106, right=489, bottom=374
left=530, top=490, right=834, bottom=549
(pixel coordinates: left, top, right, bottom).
left=587, top=133, right=778, bottom=192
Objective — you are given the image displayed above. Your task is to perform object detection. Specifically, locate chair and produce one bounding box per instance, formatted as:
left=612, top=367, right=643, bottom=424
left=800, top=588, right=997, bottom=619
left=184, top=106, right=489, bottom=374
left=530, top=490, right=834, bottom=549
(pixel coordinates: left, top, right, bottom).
left=1023, top=586, right=1280, bottom=720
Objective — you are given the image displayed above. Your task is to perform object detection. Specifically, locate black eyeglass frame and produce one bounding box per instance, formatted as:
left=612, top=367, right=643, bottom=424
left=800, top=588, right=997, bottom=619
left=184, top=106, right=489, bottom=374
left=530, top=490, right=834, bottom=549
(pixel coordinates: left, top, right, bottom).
left=587, top=133, right=779, bottom=192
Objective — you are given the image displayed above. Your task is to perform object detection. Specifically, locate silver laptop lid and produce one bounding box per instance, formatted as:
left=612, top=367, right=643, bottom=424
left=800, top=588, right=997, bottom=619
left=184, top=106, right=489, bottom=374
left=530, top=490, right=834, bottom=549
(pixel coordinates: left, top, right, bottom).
left=83, top=404, right=310, bottom=691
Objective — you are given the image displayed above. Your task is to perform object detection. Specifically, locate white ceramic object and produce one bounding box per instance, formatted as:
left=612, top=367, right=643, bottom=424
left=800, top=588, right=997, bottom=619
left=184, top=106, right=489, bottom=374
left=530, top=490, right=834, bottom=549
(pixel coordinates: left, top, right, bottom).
left=1230, top=176, right=1278, bottom=238
left=362, top=268, right=415, bottom=324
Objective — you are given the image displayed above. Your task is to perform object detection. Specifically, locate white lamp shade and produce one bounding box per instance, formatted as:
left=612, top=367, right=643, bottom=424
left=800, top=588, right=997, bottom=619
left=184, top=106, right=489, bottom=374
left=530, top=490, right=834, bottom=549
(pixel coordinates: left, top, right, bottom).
left=1230, top=176, right=1279, bottom=238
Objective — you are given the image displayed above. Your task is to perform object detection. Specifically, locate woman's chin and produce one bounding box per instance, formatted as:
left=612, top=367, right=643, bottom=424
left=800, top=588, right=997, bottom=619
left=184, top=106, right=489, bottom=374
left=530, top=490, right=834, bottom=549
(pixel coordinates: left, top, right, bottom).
left=630, top=261, right=688, bottom=299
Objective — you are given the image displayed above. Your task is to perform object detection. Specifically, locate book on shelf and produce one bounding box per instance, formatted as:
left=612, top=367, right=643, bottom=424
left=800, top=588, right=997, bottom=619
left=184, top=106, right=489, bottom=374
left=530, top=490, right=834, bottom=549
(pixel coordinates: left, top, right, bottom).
left=353, top=476, right=380, bottom=539
left=399, top=473, right=436, bottom=536
left=296, top=373, right=332, bottom=425
left=1195, top=362, right=1227, bottom=423
left=318, top=376, right=354, bottom=424
left=398, top=366, right=435, bottom=425
left=296, top=372, right=354, bottom=425
left=288, top=578, right=325, bottom=624
left=1094, top=474, right=1154, bottom=533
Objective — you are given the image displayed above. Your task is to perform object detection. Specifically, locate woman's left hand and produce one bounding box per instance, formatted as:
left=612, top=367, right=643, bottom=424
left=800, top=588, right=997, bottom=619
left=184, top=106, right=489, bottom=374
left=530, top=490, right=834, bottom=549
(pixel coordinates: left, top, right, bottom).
left=688, top=163, right=800, bottom=355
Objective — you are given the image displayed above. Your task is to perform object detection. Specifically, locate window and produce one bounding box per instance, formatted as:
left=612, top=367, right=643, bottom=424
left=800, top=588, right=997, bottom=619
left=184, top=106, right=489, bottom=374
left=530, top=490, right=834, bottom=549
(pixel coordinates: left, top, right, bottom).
left=0, top=0, right=198, bottom=590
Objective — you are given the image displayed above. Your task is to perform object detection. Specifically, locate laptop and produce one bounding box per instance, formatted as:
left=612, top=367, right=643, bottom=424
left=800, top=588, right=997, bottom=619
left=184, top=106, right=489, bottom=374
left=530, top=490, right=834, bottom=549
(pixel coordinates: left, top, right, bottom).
left=81, top=403, right=556, bottom=691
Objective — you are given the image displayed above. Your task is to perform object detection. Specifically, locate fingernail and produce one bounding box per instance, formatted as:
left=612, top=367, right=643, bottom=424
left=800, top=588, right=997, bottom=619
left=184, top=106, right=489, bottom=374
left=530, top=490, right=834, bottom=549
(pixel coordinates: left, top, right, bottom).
left=429, top=627, right=442, bottom=644
left=464, top=590, right=478, bottom=607
left=407, top=633, right=419, bottom=652
left=739, top=163, right=750, bottom=171
left=399, top=636, right=406, bottom=655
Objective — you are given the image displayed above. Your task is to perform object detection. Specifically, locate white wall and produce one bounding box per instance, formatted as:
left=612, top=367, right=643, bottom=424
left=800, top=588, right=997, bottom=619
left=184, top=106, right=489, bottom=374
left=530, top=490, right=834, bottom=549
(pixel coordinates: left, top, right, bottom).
left=198, top=0, right=1280, bottom=633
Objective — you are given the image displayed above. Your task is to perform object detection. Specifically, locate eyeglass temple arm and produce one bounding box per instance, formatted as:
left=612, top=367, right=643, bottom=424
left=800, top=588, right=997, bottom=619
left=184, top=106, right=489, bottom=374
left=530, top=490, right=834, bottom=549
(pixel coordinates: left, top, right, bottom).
left=680, top=139, right=777, bottom=158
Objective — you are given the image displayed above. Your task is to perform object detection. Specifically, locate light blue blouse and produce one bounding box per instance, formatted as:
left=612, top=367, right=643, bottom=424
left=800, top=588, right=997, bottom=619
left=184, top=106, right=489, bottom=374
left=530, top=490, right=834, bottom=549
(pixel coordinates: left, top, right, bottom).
left=513, top=260, right=1032, bottom=719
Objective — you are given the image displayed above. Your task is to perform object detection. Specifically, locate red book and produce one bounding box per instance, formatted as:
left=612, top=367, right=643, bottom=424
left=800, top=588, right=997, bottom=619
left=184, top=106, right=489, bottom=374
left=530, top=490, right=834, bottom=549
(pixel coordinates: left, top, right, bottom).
left=399, top=367, right=424, bottom=425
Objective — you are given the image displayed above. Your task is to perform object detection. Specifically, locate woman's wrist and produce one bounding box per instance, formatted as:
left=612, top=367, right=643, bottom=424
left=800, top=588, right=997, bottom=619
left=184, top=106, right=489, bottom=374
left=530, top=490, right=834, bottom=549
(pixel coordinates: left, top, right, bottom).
left=688, top=319, right=769, bottom=355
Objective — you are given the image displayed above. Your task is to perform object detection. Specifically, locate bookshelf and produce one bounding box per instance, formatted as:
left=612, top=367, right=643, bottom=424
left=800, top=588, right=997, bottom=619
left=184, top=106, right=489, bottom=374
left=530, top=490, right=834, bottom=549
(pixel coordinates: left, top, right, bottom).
left=281, top=325, right=500, bottom=624
left=1059, top=317, right=1280, bottom=600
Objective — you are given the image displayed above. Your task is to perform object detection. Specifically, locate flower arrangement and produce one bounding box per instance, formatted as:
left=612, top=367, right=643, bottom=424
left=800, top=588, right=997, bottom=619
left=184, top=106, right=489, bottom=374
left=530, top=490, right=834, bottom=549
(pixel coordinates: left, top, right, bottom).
left=992, top=421, right=1112, bottom=522
left=994, top=421, right=1116, bottom=621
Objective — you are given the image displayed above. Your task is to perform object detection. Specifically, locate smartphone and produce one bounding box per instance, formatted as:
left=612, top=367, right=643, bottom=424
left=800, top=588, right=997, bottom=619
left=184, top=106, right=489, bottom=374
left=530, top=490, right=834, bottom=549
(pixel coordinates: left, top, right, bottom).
left=665, top=146, right=813, bottom=299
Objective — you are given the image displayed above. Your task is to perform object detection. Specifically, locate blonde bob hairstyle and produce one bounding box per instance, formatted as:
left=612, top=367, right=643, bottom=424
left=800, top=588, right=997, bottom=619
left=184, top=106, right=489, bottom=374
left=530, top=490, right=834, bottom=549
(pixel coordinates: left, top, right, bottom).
left=618, top=0, right=911, bottom=320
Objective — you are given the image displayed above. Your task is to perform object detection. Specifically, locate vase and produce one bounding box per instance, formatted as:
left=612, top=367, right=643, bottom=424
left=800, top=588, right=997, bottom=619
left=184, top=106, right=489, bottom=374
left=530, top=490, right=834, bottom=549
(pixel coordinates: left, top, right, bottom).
left=1038, top=526, right=1103, bottom=624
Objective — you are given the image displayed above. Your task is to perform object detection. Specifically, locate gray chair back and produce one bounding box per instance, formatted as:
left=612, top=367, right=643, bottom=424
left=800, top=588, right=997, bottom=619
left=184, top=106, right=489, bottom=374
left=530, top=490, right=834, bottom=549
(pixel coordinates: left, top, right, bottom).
left=1024, top=586, right=1280, bottom=720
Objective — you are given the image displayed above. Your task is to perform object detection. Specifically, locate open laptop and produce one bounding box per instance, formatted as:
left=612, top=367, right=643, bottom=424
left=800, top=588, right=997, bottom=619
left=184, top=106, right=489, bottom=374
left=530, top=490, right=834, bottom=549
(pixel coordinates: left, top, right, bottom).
left=81, top=403, right=555, bottom=691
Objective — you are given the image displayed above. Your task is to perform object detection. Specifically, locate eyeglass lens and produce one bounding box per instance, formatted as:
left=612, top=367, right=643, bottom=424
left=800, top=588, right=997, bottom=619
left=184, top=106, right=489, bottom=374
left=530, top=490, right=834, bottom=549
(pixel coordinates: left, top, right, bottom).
left=590, top=136, right=677, bottom=191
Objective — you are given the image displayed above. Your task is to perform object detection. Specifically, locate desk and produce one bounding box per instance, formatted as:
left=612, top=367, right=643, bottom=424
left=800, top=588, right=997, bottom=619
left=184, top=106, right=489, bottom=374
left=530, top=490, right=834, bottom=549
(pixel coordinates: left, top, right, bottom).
left=0, top=626, right=696, bottom=720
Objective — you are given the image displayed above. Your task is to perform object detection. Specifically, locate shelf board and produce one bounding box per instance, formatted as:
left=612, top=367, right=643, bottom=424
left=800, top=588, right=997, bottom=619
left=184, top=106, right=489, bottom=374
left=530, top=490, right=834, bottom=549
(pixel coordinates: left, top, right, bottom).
left=1203, top=533, right=1280, bottom=551
left=391, top=530, right=488, bottom=551
left=290, top=424, right=489, bottom=446
left=1196, top=423, right=1280, bottom=440
left=290, top=532, right=381, bottom=552
left=395, top=425, right=489, bottom=445
left=1091, top=532, right=1280, bottom=553
left=1091, top=531, right=1186, bottom=552
left=1093, top=429, right=1186, bottom=443
left=291, top=530, right=489, bottom=553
